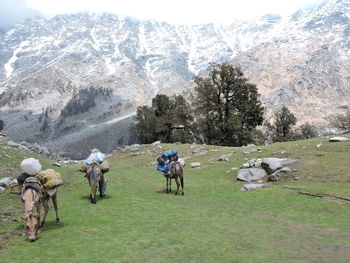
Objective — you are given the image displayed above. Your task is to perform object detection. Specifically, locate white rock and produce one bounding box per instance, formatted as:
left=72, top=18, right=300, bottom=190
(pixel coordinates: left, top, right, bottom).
left=190, top=162, right=201, bottom=168
left=329, top=137, right=349, bottom=142
left=240, top=183, right=265, bottom=191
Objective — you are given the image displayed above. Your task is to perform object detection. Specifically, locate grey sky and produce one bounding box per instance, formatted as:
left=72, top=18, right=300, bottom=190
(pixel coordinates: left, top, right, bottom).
left=0, top=0, right=330, bottom=31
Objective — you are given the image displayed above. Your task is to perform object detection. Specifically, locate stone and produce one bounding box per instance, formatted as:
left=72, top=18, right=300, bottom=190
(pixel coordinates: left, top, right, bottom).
left=194, top=151, right=208, bottom=156
left=0, top=177, right=12, bottom=188
left=52, top=163, right=62, bottom=167
left=240, top=163, right=250, bottom=169
left=178, top=158, right=185, bottom=167
left=0, top=186, right=5, bottom=192
left=240, top=183, right=265, bottom=191
left=329, top=137, right=349, bottom=142
left=237, top=168, right=268, bottom=182
left=315, top=143, right=322, bottom=149
left=218, top=155, right=228, bottom=161
left=268, top=167, right=292, bottom=181
left=261, top=158, right=283, bottom=174
left=261, top=158, right=297, bottom=174
left=190, top=162, right=201, bottom=168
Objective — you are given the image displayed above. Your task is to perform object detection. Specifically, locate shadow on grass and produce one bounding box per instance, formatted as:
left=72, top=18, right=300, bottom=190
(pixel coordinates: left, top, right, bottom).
left=79, top=194, right=112, bottom=201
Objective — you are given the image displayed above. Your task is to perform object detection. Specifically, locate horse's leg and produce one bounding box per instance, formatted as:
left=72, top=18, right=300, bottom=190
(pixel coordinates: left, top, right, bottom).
left=36, top=202, right=41, bottom=228
left=180, top=174, right=184, bottom=195
left=174, top=176, right=180, bottom=195
left=169, top=178, right=172, bottom=192
left=166, top=177, right=169, bottom=193
left=99, top=175, right=106, bottom=198
left=52, top=193, right=60, bottom=224
left=91, top=181, right=97, bottom=204
left=41, top=198, right=49, bottom=227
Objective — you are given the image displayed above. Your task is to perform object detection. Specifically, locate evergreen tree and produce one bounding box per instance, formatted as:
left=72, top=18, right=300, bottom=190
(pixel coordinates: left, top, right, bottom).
left=299, top=122, right=318, bottom=139
left=135, top=94, right=194, bottom=144
left=265, top=105, right=297, bottom=142
left=193, top=63, right=264, bottom=146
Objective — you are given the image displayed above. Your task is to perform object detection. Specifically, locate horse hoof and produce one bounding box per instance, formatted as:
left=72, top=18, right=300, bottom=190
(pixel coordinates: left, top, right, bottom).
left=175, top=192, right=178, bottom=195
left=182, top=192, right=184, bottom=196
left=56, top=219, right=60, bottom=224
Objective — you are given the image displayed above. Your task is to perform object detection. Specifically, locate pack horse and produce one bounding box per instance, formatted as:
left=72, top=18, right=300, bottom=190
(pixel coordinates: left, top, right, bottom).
left=85, top=162, right=107, bottom=204
left=21, top=177, right=59, bottom=242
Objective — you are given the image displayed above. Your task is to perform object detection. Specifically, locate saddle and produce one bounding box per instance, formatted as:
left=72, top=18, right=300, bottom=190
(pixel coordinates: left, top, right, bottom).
left=21, top=177, right=45, bottom=202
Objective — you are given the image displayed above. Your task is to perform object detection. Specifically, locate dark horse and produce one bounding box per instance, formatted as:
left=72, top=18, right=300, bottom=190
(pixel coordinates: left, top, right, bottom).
left=21, top=177, right=59, bottom=242
left=165, top=162, right=184, bottom=195
left=86, top=162, right=106, bottom=204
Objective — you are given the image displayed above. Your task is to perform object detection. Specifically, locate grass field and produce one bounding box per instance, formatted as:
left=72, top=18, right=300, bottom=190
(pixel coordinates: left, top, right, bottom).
left=1, top=135, right=350, bottom=263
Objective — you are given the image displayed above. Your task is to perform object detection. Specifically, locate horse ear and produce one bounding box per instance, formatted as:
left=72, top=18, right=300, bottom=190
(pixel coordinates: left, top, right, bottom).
left=33, top=213, right=40, bottom=218
left=21, top=215, right=27, bottom=221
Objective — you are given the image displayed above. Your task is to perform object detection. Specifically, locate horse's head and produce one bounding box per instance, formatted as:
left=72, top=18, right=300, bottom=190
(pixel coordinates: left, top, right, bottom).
left=22, top=213, right=39, bottom=242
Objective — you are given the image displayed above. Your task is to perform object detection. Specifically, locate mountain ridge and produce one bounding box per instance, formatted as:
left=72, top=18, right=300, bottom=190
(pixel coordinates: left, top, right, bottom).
left=0, top=0, right=349, bottom=158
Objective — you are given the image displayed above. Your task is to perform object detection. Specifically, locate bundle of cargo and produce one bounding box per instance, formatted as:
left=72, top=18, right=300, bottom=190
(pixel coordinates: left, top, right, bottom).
left=20, top=158, right=41, bottom=175
left=80, top=160, right=110, bottom=173
left=9, top=179, right=23, bottom=194
left=36, top=169, right=63, bottom=189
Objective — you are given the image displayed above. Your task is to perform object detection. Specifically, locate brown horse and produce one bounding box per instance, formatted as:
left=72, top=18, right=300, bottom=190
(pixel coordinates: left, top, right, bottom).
left=165, top=162, right=184, bottom=195
left=21, top=177, right=59, bottom=242
left=86, top=162, right=106, bottom=204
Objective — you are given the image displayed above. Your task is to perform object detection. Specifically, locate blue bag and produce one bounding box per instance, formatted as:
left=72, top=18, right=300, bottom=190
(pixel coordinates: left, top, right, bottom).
left=162, top=150, right=177, bottom=158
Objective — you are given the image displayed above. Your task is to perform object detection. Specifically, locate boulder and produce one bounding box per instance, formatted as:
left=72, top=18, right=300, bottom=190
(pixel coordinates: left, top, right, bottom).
left=190, top=162, right=201, bottom=168
left=218, top=155, right=228, bottom=161
left=262, top=158, right=297, bottom=174
left=329, top=137, right=349, bottom=142
left=237, top=168, right=267, bottom=182
left=178, top=158, right=186, bottom=167
left=0, top=177, right=12, bottom=188
left=240, top=183, right=265, bottom=191
left=268, top=167, right=292, bottom=181
left=261, top=158, right=283, bottom=174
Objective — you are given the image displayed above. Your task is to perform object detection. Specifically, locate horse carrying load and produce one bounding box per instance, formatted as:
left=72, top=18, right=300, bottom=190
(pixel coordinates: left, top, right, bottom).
left=80, top=149, right=110, bottom=204
left=156, top=150, right=184, bottom=195
left=16, top=158, right=62, bottom=241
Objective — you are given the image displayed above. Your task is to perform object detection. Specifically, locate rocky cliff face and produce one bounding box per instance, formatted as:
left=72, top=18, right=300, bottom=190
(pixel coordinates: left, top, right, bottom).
left=0, top=0, right=349, bottom=158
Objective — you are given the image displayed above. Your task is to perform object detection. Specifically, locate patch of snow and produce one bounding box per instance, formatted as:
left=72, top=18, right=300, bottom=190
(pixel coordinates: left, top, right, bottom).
left=4, top=40, right=29, bottom=78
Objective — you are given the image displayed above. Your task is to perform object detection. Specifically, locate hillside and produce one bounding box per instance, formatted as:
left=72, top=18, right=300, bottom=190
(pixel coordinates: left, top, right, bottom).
left=1, top=135, right=350, bottom=262
left=0, top=0, right=349, bottom=157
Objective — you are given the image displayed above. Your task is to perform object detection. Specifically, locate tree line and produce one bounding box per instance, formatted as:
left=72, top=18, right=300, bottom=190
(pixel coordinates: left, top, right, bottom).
left=135, top=63, right=349, bottom=146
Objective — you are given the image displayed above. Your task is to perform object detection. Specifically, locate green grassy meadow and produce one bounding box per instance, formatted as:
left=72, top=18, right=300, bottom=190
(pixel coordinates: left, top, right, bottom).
left=1, top=135, right=350, bottom=262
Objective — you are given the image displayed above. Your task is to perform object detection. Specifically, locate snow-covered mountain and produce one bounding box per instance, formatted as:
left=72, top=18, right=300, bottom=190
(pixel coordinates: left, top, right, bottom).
left=0, top=0, right=349, bottom=158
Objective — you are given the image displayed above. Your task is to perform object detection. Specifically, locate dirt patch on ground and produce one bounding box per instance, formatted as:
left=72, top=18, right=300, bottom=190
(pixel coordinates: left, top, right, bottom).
left=2, top=231, right=22, bottom=240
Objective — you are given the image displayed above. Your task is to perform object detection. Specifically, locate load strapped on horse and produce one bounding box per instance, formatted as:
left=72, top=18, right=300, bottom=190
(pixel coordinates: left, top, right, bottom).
left=156, top=150, right=184, bottom=195
left=80, top=148, right=110, bottom=204
left=14, top=158, right=62, bottom=242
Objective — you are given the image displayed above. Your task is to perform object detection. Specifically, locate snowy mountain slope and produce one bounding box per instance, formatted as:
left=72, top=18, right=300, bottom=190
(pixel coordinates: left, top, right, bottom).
left=0, top=0, right=349, bottom=157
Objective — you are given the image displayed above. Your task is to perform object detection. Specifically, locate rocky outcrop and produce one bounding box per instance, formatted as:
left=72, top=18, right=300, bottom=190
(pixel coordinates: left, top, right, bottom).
left=237, top=168, right=267, bottom=182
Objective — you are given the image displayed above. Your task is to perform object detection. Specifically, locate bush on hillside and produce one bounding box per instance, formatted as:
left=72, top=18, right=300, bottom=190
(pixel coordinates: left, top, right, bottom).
left=330, top=111, right=350, bottom=133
